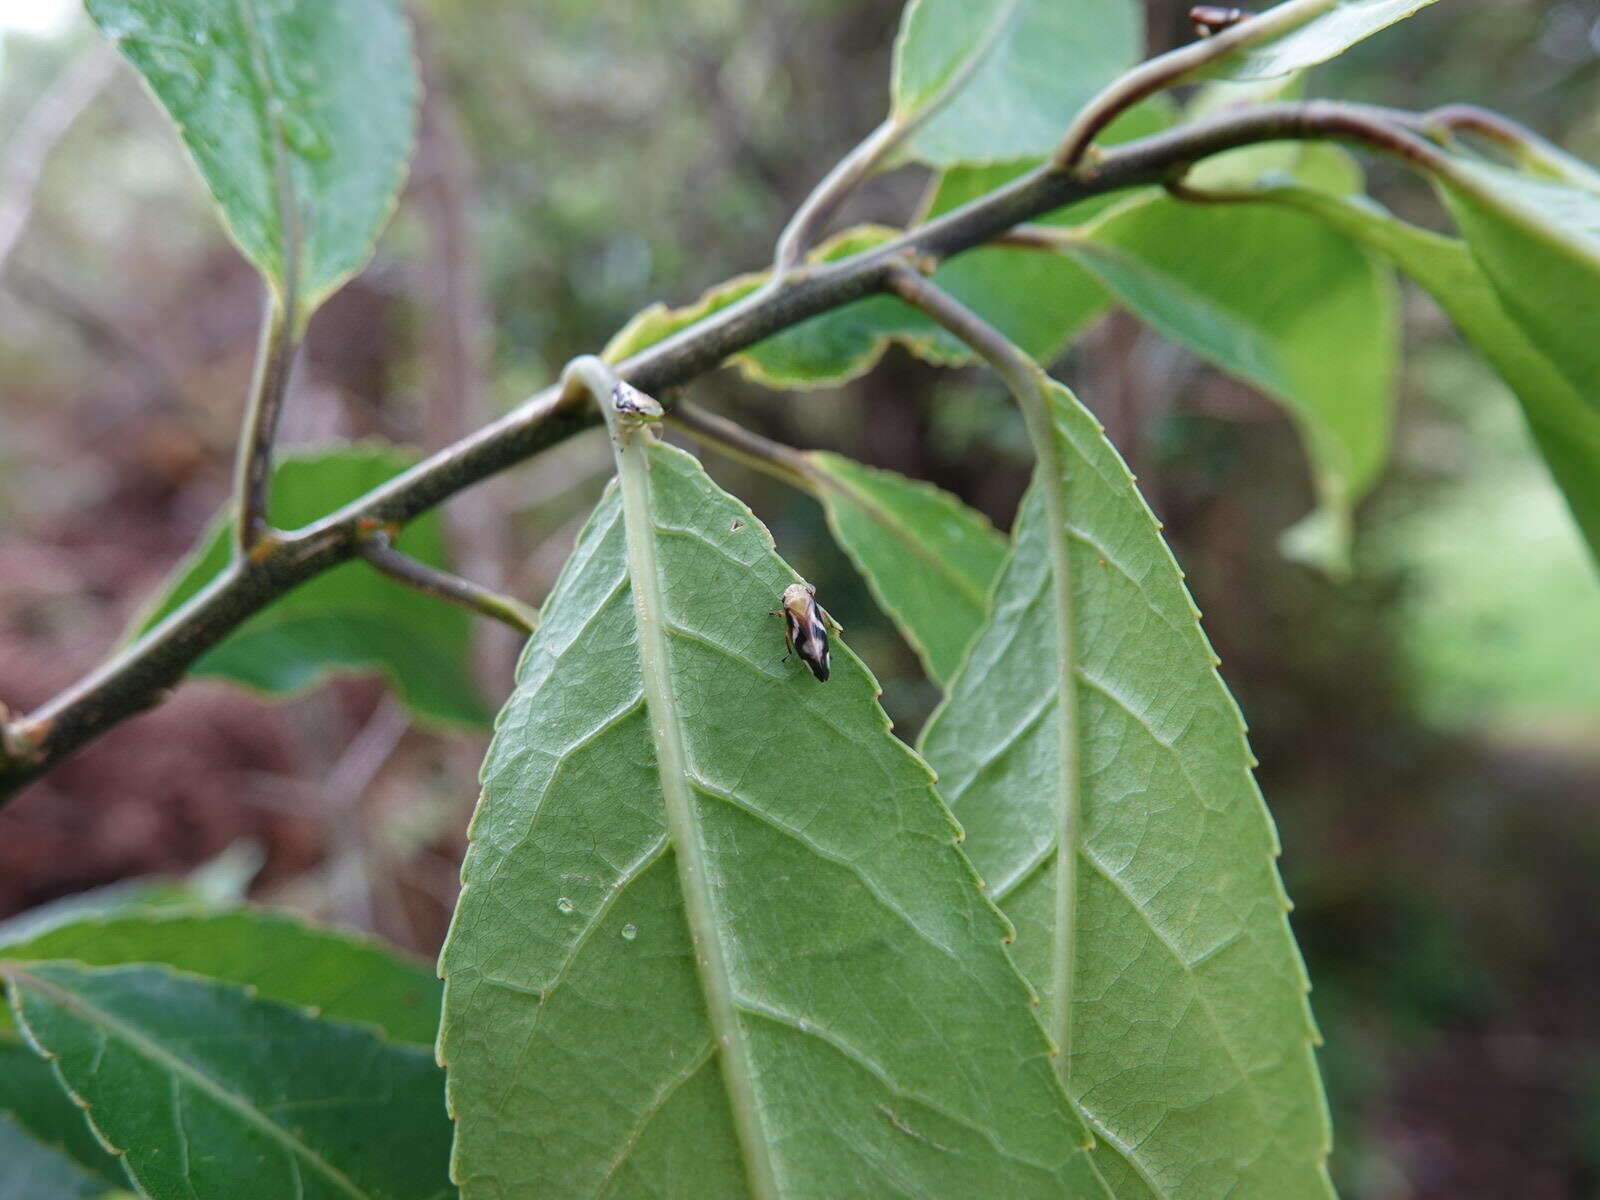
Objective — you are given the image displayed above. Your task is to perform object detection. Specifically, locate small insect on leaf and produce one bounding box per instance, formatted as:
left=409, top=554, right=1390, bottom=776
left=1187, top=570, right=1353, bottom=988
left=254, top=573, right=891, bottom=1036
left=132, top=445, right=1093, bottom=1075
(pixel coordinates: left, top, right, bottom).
left=1190, top=5, right=1248, bottom=36
left=776, top=582, right=831, bottom=682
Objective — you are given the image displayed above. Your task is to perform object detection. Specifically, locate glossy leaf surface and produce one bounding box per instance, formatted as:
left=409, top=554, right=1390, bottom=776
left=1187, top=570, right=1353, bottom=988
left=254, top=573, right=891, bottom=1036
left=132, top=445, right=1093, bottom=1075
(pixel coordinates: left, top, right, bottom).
left=1436, top=157, right=1600, bottom=403
left=86, top=0, right=416, bottom=316
left=4, top=963, right=453, bottom=1200
left=892, top=0, right=1141, bottom=166
left=1066, top=182, right=1396, bottom=569
left=920, top=379, right=1333, bottom=1198
left=1262, top=183, right=1600, bottom=570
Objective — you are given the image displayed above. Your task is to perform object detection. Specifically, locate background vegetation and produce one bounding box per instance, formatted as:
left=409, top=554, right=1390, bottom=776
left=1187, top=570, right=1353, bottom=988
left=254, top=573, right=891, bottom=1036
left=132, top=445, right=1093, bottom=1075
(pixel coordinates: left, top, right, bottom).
left=1, top=1, right=1597, bottom=1195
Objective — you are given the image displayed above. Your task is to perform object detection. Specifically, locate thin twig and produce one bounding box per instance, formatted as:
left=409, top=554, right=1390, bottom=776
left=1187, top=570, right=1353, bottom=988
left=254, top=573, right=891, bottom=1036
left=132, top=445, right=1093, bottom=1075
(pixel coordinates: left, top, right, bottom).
left=1054, top=0, right=1338, bottom=168
left=668, top=401, right=816, bottom=492
left=0, top=44, right=117, bottom=279
left=0, top=98, right=1452, bottom=796
left=886, top=264, right=1038, bottom=401
left=232, top=291, right=300, bottom=553
left=770, top=0, right=1022, bottom=274
left=360, top=532, right=539, bottom=636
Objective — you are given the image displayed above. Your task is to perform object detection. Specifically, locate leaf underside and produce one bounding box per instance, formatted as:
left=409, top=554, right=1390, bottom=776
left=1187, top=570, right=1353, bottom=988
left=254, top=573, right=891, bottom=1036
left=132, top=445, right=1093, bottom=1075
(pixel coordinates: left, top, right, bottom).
left=439, top=442, right=1105, bottom=1199
left=0, top=1116, right=107, bottom=1200
left=1196, top=0, right=1442, bottom=82
left=0, top=1038, right=128, bottom=1195
left=893, top=0, right=1143, bottom=166
left=920, top=380, right=1333, bottom=1199
left=807, top=452, right=1008, bottom=687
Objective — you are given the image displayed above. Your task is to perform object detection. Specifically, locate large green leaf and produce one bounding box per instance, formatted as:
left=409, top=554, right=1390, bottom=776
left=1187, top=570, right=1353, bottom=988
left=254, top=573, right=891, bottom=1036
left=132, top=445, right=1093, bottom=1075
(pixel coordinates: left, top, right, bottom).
left=806, top=452, right=1006, bottom=686
left=1258, top=183, right=1600, bottom=570
left=919, top=378, right=1332, bottom=1198
left=1190, top=0, right=1441, bottom=82
left=3, top=962, right=453, bottom=1200
left=134, top=445, right=486, bottom=728
left=1, top=908, right=440, bottom=1046
left=1064, top=177, right=1397, bottom=570
left=87, top=0, right=417, bottom=318
left=892, top=0, right=1141, bottom=166
left=0, top=1039, right=127, bottom=1193
left=439, top=438, right=1106, bottom=1197
left=1433, top=156, right=1600, bottom=403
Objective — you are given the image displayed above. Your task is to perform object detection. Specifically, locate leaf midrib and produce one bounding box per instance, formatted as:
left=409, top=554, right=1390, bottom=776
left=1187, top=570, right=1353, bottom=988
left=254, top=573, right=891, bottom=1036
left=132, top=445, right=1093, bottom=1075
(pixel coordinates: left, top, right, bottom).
left=610, top=433, right=782, bottom=1200
left=3, top=966, right=370, bottom=1199
left=235, top=0, right=300, bottom=300
left=1013, top=381, right=1083, bottom=1072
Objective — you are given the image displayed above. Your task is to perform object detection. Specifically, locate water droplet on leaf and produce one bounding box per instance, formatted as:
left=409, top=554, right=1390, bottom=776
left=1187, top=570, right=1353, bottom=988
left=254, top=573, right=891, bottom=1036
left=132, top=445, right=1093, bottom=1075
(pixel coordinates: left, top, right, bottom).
left=621, top=923, right=638, bottom=941
left=556, top=896, right=575, bottom=914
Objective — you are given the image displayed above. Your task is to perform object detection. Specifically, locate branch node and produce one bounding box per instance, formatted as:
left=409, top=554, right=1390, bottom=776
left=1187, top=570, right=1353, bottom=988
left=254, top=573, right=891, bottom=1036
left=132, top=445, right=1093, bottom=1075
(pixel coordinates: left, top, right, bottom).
left=2, top=715, right=49, bottom=767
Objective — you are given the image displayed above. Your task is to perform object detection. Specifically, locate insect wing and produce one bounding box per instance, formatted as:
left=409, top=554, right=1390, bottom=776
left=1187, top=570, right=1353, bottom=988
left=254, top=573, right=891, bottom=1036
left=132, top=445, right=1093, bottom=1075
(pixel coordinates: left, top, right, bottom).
left=795, top=608, right=830, bottom=682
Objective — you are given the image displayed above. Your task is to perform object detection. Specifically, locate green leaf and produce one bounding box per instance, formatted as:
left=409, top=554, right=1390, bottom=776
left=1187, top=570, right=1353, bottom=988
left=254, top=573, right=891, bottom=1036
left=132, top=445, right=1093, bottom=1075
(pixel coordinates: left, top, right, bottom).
left=439, top=439, right=1106, bottom=1198
left=1258, top=183, right=1600, bottom=571
left=1191, top=0, right=1441, bottom=81
left=919, top=378, right=1332, bottom=1197
left=134, top=445, right=486, bottom=728
left=1, top=908, right=440, bottom=1047
left=892, top=0, right=1142, bottom=166
left=87, top=0, right=417, bottom=318
left=1433, top=156, right=1600, bottom=403
left=0, top=1116, right=108, bottom=1200
left=0, top=1038, right=128, bottom=1192
left=1064, top=178, right=1397, bottom=570
left=3, top=963, right=453, bottom=1200
left=806, top=452, right=1006, bottom=686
